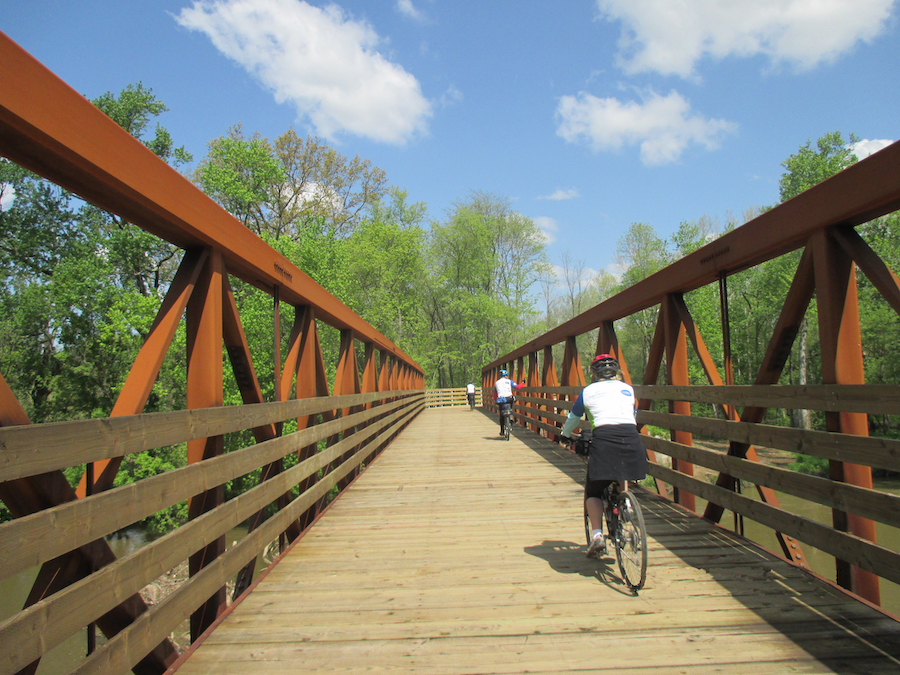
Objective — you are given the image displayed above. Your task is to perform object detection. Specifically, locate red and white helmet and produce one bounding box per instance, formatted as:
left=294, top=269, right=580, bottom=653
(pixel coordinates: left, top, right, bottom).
left=590, top=353, right=619, bottom=379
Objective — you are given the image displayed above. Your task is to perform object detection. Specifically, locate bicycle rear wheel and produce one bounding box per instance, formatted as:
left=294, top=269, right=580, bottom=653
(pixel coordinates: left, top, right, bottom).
left=503, top=415, right=510, bottom=440
left=614, top=490, right=647, bottom=592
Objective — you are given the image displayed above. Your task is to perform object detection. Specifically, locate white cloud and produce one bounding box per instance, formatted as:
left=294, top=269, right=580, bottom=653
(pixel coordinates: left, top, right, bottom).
left=0, top=183, right=15, bottom=212
left=438, top=85, right=464, bottom=108
left=175, top=0, right=432, bottom=144
left=396, top=0, right=424, bottom=21
left=596, top=0, right=897, bottom=77
left=533, top=216, right=558, bottom=244
left=556, top=89, right=736, bottom=164
left=853, top=138, right=894, bottom=159
left=540, top=188, right=580, bottom=201
left=0, top=159, right=14, bottom=211
left=605, top=262, right=627, bottom=281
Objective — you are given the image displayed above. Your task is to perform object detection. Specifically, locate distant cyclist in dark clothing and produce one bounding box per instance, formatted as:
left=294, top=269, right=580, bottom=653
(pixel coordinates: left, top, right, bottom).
left=561, top=354, right=647, bottom=557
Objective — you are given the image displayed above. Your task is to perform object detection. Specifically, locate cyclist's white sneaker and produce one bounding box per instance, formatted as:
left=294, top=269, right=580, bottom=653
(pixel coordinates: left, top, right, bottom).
left=586, top=533, right=607, bottom=558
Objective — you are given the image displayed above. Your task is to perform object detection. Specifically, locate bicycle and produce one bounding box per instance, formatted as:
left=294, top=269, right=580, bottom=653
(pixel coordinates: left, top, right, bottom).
left=572, top=436, right=648, bottom=593
left=500, top=401, right=512, bottom=440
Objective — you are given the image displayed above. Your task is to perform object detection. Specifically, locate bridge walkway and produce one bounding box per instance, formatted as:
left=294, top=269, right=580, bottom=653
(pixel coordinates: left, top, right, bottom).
left=172, top=407, right=900, bottom=674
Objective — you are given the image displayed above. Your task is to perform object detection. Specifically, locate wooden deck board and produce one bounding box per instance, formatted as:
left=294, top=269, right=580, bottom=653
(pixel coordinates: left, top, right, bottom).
left=174, top=408, right=900, bottom=674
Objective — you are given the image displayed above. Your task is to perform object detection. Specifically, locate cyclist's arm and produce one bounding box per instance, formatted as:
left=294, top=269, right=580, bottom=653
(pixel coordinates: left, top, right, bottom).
left=561, top=393, right=586, bottom=437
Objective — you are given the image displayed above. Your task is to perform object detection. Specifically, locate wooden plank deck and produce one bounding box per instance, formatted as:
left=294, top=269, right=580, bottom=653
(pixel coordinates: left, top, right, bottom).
left=173, top=407, right=900, bottom=674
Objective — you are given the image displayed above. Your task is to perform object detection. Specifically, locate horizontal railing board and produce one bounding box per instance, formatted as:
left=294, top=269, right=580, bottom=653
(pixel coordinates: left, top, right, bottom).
left=650, top=464, right=900, bottom=587
left=513, top=384, right=900, bottom=415
left=0, top=402, right=422, bottom=675
left=633, top=384, right=900, bottom=416
left=0, top=397, right=420, bottom=580
left=0, top=390, right=421, bottom=481
left=644, top=436, right=900, bottom=529
left=638, top=409, right=900, bottom=473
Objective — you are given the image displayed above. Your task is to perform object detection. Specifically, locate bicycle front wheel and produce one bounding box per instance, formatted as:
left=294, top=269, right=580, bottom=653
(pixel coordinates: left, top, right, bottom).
left=614, top=490, right=647, bottom=592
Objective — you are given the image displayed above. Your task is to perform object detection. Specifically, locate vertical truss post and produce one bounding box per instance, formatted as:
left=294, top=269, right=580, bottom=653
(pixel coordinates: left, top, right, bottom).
left=185, top=252, right=226, bottom=641
left=561, top=336, right=586, bottom=388
left=542, top=345, right=560, bottom=440
left=76, top=248, right=208, bottom=497
left=527, top=351, right=539, bottom=432
left=515, top=356, right=525, bottom=428
left=334, top=330, right=362, bottom=489
left=663, top=294, right=695, bottom=512
left=812, top=230, right=880, bottom=604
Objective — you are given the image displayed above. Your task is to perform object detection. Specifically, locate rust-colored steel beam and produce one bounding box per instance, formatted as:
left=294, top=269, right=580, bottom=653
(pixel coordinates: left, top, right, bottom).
left=833, top=225, right=900, bottom=316
left=812, top=230, right=880, bottom=604
left=186, top=252, right=227, bottom=640
left=0, top=32, right=420, bottom=375
left=663, top=295, right=695, bottom=512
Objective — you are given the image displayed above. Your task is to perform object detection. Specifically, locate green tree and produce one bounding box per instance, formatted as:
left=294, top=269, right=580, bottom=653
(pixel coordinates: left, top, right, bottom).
left=194, top=127, right=388, bottom=241
left=615, top=222, right=671, bottom=382
left=0, top=83, right=192, bottom=530
left=426, top=192, right=547, bottom=386
left=192, top=124, right=284, bottom=233
left=779, top=131, right=858, bottom=202
left=342, top=188, right=429, bottom=351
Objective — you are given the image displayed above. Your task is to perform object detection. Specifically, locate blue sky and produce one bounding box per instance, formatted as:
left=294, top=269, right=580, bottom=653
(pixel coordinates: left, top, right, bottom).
left=4, top=0, right=898, bottom=284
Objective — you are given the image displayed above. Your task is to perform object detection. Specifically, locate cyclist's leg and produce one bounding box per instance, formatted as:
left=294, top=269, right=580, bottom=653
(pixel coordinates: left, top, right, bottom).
left=584, top=478, right=611, bottom=556
left=585, top=496, right=604, bottom=533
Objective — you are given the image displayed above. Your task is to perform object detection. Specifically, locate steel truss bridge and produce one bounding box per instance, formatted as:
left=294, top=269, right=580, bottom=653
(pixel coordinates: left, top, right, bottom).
left=2, top=30, right=900, bottom=674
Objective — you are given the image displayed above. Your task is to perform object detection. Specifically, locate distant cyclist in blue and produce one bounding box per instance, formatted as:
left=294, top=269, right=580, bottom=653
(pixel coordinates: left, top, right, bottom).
left=493, top=369, right=521, bottom=436
left=561, top=354, right=647, bottom=557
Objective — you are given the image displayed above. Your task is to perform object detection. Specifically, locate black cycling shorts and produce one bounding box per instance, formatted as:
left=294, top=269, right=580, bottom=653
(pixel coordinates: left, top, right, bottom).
left=584, top=478, right=613, bottom=502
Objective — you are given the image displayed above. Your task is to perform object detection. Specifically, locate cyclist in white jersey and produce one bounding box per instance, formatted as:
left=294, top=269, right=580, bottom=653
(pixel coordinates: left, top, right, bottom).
left=561, top=354, right=647, bottom=557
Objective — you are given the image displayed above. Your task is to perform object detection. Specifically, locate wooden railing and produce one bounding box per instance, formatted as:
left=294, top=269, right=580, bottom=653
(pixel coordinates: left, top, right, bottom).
left=0, top=391, right=423, bottom=675
left=424, top=388, right=482, bottom=408
left=502, top=384, right=900, bottom=590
